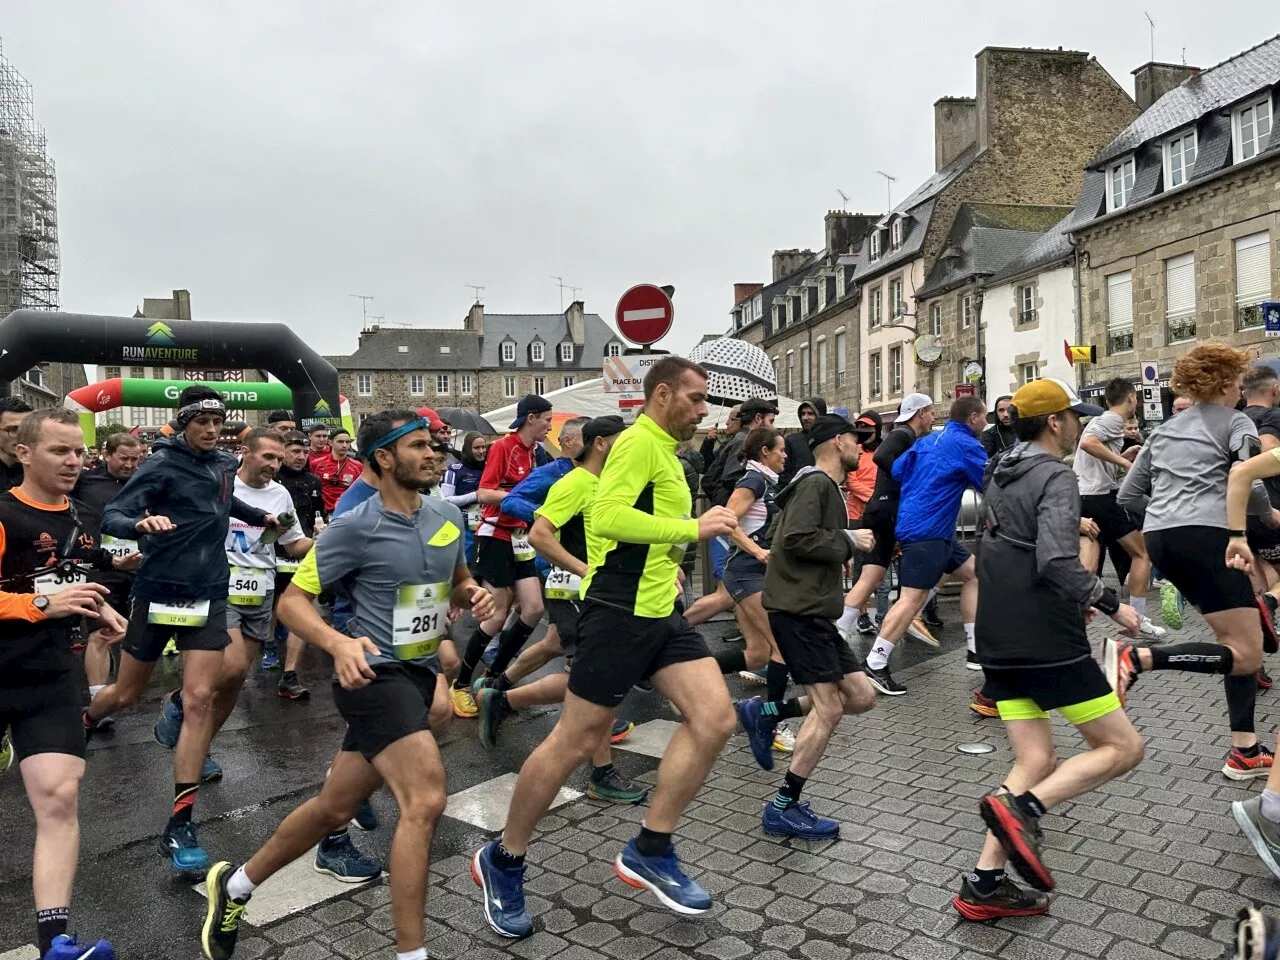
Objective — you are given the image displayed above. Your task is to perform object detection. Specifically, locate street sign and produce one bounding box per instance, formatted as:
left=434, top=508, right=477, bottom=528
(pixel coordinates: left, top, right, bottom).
left=954, top=384, right=976, bottom=398
left=1140, top=359, right=1163, bottom=422
left=1264, top=301, right=1280, bottom=338
left=615, top=284, right=674, bottom=346
left=602, top=352, right=667, bottom=423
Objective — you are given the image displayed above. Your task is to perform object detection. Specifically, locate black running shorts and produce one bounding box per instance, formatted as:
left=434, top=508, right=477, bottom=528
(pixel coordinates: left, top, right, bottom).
left=474, top=536, right=539, bottom=588
left=980, top=657, right=1115, bottom=718
left=769, top=612, right=862, bottom=686
left=1080, top=492, right=1139, bottom=544
left=334, top=660, right=437, bottom=761
left=859, top=518, right=897, bottom=569
left=569, top=602, right=710, bottom=707
left=1247, top=516, right=1280, bottom=563
left=0, top=671, right=85, bottom=762
left=122, top=597, right=231, bottom=663
left=545, top=599, right=582, bottom=661
left=1145, top=526, right=1254, bottom=615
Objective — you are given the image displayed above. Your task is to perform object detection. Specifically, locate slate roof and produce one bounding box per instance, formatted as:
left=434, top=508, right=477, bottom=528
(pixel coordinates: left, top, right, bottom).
left=988, top=171, right=1108, bottom=284
left=917, top=203, right=1073, bottom=297
left=479, top=313, right=620, bottom=369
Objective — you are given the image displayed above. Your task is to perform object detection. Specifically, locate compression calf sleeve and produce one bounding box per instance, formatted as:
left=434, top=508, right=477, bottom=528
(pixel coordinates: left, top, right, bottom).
left=457, top=624, right=496, bottom=686
left=715, top=649, right=748, bottom=675
left=1226, top=671, right=1257, bottom=734
left=1148, top=642, right=1234, bottom=675
left=487, top=617, right=536, bottom=678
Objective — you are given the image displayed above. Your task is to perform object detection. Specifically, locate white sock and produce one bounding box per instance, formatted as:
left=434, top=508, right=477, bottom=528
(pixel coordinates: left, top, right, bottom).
left=964, top=623, right=976, bottom=654
left=866, top=637, right=894, bottom=671
left=227, top=865, right=257, bottom=901
left=88, top=684, right=104, bottom=697
left=395, top=950, right=427, bottom=960
left=835, top=606, right=859, bottom=633
left=928, top=587, right=938, bottom=602
left=1130, top=595, right=1146, bottom=618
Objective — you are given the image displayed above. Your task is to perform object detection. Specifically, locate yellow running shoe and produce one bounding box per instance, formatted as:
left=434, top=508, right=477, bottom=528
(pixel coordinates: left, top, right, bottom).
left=450, top=683, right=478, bottom=718
left=163, top=637, right=180, bottom=657
left=0, top=729, right=12, bottom=774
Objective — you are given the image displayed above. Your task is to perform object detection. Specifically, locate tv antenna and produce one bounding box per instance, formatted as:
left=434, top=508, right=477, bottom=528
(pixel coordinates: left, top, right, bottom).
left=1144, top=12, right=1155, bottom=62
left=875, top=171, right=897, bottom=209
left=836, top=188, right=850, bottom=210
left=568, top=285, right=582, bottom=303
left=349, top=294, right=374, bottom=327
left=551, top=276, right=576, bottom=312
left=466, top=284, right=485, bottom=302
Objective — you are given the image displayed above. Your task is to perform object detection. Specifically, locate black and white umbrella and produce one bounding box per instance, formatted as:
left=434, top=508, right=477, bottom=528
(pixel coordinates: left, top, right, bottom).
left=434, top=407, right=498, bottom=435
left=687, top=338, right=778, bottom=406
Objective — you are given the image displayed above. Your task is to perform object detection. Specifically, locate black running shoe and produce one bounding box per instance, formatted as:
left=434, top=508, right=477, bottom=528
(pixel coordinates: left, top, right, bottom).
left=201, top=861, right=249, bottom=960
left=864, top=664, right=906, bottom=696
left=952, top=874, right=1049, bottom=921
left=277, top=672, right=310, bottom=701
left=979, top=793, right=1053, bottom=891
left=922, top=609, right=944, bottom=630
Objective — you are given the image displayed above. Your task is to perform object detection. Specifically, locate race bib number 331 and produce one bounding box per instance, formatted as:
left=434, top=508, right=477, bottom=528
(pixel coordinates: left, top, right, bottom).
left=392, top=582, right=450, bottom=661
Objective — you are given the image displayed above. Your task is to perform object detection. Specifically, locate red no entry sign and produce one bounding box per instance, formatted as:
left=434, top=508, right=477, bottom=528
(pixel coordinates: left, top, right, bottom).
left=615, top=284, right=674, bottom=346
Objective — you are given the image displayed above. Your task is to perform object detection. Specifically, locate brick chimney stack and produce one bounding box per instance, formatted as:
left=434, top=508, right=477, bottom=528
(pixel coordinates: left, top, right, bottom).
left=465, top=301, right=484, bottom=337
left=1132, top=61, right=1200, bottom=111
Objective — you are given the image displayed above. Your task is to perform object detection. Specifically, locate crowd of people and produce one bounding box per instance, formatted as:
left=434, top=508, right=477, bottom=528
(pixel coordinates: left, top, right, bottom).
left=3, top=344, right=1280, bottom=959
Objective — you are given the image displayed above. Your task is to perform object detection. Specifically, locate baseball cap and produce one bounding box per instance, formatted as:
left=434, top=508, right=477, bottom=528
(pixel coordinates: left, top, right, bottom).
left=1010, top=378, right=1103, bottom=418
left=807, top=414, right=858, bottom=450
left=894, top=393, right=934, bottom=423
left=415, top=407, right=448, bottom=431
left=508, top=394, right=553, bottom=431
left=739, top=397, right=779, bottom=421
left=576, top=415, right=626, bottom=460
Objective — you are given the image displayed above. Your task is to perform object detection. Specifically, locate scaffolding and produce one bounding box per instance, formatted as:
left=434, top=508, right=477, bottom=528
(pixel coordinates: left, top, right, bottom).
left=0, top=38, right=59, bottom=318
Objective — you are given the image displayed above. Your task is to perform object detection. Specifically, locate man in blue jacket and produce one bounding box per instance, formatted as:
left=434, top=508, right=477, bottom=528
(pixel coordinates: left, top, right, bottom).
left=83, top=386, right=281, bottom=877
left=864, top=395, right=988, bottom=696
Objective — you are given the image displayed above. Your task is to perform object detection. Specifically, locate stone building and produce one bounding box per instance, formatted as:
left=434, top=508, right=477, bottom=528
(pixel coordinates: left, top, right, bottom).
left=1072, top=38, right=1280, bottom=413
left=334, top=301, right=624, bottom=424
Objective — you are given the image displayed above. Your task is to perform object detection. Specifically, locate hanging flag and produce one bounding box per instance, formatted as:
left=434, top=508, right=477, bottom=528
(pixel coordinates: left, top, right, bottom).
left=1064, top=341, right=1097, bottom=366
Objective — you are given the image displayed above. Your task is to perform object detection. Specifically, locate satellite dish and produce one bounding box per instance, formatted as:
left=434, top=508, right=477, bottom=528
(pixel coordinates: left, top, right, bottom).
left=914, top=334, right=943, bottom=367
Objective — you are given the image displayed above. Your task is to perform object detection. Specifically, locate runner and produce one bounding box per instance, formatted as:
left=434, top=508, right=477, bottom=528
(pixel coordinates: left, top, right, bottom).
left=305, top=423, right=330, bottom=472
left=737, top=415, right=877, bottom=839
left=199, top=409, right=496, bottom=960
left=957, top=377, right=1144, bottom=919
left=0, top=408, right=127, bottom=959
left=312, top=428, right=362, bottom=515
left=0, top=395, right=33, bottom=492
left=268, top=430, right=324, bottom=688
left=1239, top=365, right=1280, bottom=650
left=1114, top=344, right=1274, bottom=780
left=440, top=431, right=488, bottom=564
left=82, top=386, right=282, bottom=877
left=471, top=356, right=739, bottom=938
left=265, top=410, right=296, bottom=436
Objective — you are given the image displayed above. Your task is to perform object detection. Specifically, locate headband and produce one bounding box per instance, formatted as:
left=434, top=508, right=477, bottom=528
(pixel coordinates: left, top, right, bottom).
left=176, top=398, right=227, bottom=427
left=363, top=417, right=430, bottom=456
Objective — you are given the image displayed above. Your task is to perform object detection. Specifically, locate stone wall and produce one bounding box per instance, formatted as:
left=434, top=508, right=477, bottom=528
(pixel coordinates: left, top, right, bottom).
left=762, top=298, right=859, bottom=409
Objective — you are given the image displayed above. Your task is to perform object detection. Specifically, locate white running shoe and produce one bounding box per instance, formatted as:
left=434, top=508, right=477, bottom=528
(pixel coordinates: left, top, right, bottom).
left=1139, top=616, right=1167, bottom=641
left=772, top=723, right=796, bottom=753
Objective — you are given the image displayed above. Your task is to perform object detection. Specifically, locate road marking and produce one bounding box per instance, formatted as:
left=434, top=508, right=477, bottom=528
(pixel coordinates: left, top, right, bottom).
left=0, top=947, right=38, bottom=960
left=447, top=772, right=581, bottom=831
left=193, top=845, right=375, bottom=925
left=611, top=718, right=680, bottom=758
left=622, top=308, right=667, bottom=323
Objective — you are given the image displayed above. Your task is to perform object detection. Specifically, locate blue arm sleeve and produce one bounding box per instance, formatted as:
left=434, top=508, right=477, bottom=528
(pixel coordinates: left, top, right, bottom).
left=501, top=460, right=573, bottom=525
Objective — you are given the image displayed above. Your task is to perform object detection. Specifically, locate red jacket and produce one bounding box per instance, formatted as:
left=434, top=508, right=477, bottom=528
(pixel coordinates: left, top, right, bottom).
left=844, top=448, right=878, bottom=522
left=477, top=432, right=537, bottom=542
left=312, top=453, right=363, bottom=513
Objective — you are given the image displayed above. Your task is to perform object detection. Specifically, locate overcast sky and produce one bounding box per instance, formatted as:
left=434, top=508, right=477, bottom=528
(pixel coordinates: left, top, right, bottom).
left=5, top=1, right=1276, bottom=366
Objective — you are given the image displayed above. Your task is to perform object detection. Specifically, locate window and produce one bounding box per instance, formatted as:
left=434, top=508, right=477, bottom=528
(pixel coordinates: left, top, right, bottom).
left=753, top=293, right=762, bottom=319
left=930, top=303, right=942, bottom=337
left=772, top=357, right=780, bottom=386
left=130, top=366, right=146, bottom=379
left=436, top=374, right=450, bottom=395
left=460, top=373, right=473, bottom=396
left=961, top=294, right=973, bottom=330
left=786, top=352, right=794, bottom=395
left=800, top=344, right=811, bottom=392
left=103, top=365, right=120, bottom=380
left=1021, top=363, right=1040, bottom=385
left=1017, top=285, right=1036, bottom=325
left=398, top=345, right=409, bottom=354
left=1164, top=130, right=1197, bottom=189
left=1106, top=271, right=1134, bottom=353
left=1236, top=232, right=1273, bottom=330
left=151, top=367, right=165, bottom=378
left=1107, top=156, right=1135, bottom=212
left=786, top=297, right=795, bottom=327
left=25, top=366, right=42, bottom=387
left=817, top=279, right=827, bottom=311
left=869, top=288, right=883, bottom=327
left=560, top=342, right=574, bottom=363
left=869, top=352, right=882, bottom=398
left=890, top=278, right=904, bottom=319
left=889, top=346, right=903, bottom=394
left=869, top=231, right=882, bottom=261
left=607, top=341, right=621, bottom=357
left=834, top=331, right=846, bottom=388
left=501, top=341, right=515, bottom=363
left=531, top=342, right=544, bottom=363
left=357, top=373, right=372, bottom=396
left=1165, top=252, right=1197, bottom=343
left=503, top=376, right=517, bottom=398
left=817, top=339, right=827, bottom=387
left=439, top=345, right=451, bottom=354
left=532, top=375, right=545, bottom=395
left=800, top=289, right=811, bottom=319
left=409, top=374, right=424, bottom=396
left=1234, top=96, right=1273, bottom=163
left=563, top=376, right=575, bottom=388
left=891, top=219, right=903, bottom=250
left=836, top=267, right=846, bottom=300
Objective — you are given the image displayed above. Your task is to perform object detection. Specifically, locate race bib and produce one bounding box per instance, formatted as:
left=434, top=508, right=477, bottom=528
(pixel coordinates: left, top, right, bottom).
left=392, top=582, right=450, bottom=661
left=511, top=531, right=536, bottom=562
left=34, top=564, right=88, bottom=595
left=465, top=504, right=482, bottom=532
left=100, top=535, right=139, bottom=559
left=228, top=565, right=269, bottom=607
left=148, top=599, right=210, bottom=627
left=544, top=567, right=581, bottom=601
left=276, top=557, right=301, bottom=574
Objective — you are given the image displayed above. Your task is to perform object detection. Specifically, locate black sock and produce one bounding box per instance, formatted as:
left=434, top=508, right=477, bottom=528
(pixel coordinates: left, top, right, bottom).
left=322, top=826, right=348, bottom=845
left=1239, top=742, right=1263, bottom=757
left=1226, top=672, right=1257, bottom=734
left=36, top=907, right=68, bottom=954
left=457, top=625, right=495, bottom=687
left=492, top=841, right=524, bottom=870
left=761, top=698, right=804, bottom=721
left=1149, top=642, right=1234, bottom=674
left=1014, top=791, right=1046, bottom=819
left=766, top=660, right=790, bottom=703
left=488, top=618, right=536, bottom=678
left=714, top=648, right=748, bottom=675
left=635, top=825, right=672, bottom=857
left=591, top=763, right=614, bottom=783
left=772, top=770, right=806, bottom=809
left=168, top=781, right=199, bottom=829
left=492, top=672, right=513, bottom=693
left=969, top=868, right=1005, bottom=896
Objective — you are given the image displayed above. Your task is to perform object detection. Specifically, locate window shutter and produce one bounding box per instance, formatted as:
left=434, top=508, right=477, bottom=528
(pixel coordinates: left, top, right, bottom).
left=1107, top=273, right=1133, bottom=333
left=1237, top=233, right=1272, bottom=305
left=1165, top=254, right=1195, bottom=319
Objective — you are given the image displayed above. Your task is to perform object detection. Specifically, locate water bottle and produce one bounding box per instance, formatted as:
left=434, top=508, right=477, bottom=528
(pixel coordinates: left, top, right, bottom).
left=314, top=511, right=326, bottom=535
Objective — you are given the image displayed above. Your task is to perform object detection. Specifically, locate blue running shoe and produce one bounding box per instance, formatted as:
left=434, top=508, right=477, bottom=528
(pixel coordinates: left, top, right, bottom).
left=43, top=934, right=115, bottom=960
left=274, top=620, right=289, bottom=644
left=481, top=639, right=499, bottom=667
left=477, top=687, right=509, bottom=750
left=260, top=643, right=280, bottom=670
left=762, top=800, right=841, bottom=840
left=471, top=839, right=533, bottom=938
left=160, top=821, right=211, bottom=875
left=350, top=798, right=378, bottom=831
left=201, top=755, right=223, bottom=783
left=734, top=697, right=775, bottom=771
left=153, top=692, right=184, bottom=748
left=614, top=838, right=712, bottom=915
left=314, top=832, right=381, bottom=882
left=471, top=674, right=494, bottom=698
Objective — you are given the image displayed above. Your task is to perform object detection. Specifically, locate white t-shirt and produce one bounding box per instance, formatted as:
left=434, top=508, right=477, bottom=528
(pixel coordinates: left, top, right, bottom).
left=226, top=476, right=305, bottom=571
left=1073, top=410, right=1125, bottom=496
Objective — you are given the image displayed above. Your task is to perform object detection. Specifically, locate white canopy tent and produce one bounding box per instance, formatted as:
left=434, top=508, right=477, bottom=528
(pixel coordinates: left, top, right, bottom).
left=482, top=377, right=806, bottom=431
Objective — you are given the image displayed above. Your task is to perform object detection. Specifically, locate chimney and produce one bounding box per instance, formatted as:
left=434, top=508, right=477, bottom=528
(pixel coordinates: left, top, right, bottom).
left=734, top=282, right=764, bottom=306
left=824, top=212, right=877, bottom=255
left=464, top=301, right=484, bottom=336
left=771, top=249, right=813, bottom=282
left=933, top=97, right=978, bottom=171
left=1132, top=61, right=1200, bottom=111
left=565, top=300, right=585, bottom=345
left=173, top=289, right=192, bottom=320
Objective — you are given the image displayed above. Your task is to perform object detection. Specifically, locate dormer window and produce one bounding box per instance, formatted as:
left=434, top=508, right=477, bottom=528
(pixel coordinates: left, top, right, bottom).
left=606, top=341, right=621, bottom=358
left=560, top=342, right=574, bottom=363
left=869, top=230, right=882, bottom=261
left=531, top=341, right=544, bottom=363
left=1233, top=95, right=1273, bottom=163
left=890, top=219, right=904, bottom=250
left=501, top=341, right=515, bottom=363
left=1107, top=156, right=1135, bottom=212
left=1164, top=129, right=1197, bottom=189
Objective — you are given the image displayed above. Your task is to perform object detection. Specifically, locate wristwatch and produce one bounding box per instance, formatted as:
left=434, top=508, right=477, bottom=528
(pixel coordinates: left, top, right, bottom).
left=32, top=595, right=50, bottom=613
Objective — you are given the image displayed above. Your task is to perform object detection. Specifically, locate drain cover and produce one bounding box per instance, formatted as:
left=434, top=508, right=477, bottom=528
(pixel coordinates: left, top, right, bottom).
left=957, top=743, right=995, bottom=755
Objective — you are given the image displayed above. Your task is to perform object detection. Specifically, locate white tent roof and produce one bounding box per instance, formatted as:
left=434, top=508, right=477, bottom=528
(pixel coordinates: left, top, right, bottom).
left=483, top=377, right=805, bottom=430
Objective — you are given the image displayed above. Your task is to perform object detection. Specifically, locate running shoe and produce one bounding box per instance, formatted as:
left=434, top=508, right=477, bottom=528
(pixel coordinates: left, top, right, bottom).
left=481, top=640, right=500, bottom=668
left=855, top=613, right=877, bottom=635
left=1233, top=796, right=1280, bottom=881
left=906, top=617, right=939, bottom=647
left=163, top=637, right=180, bottom=657
left=1235, top=905, right=1280, bottom=959
left=1138, top=616, right=1167, bottom=640
left=951, top=874, right=1049, bottom=922
left=314, top=832, right=381, bottom=882
left=277, top=671, right=310, bottom=701
left=762, top=801, right=840, bottom=840
left=610, top=718, right=635, bottom=744
left=738, top=668, right=768, bottom=685
left=587, top=767, right=649, bottom=804
left=476, top=687, right=509, bottom=749
left=154, top=691, right=184, bottom=748
left=614, top=838, right=712, bottom=915
left=1260, top=595, right=1279, bottom=655
left=202, top=755, right=224, bottom=783
left=351, top=799, right=379, bottom=831
left=966, top=650, right=982, bottom=671
left=922, top=607, right=944, bottom=630
left=260, top=642, right=280, bottom=670
left=1224, top=744, right=1275, bottom=781
left=864, top=663, right=906, bottom=696
left=1261, top=669, right=1274, bottom=692
left=0, top=728, right=12, bottom=774
left=979, top=793, right=1052, bottom=891
left=632, top=677, right=655, bottom=693
left=471, top=673, right=494, bottom=698
left=85, top=712, right=115, bottom=733
left=772, top=723, right=796, bottom=754
left=449, top=683, right=478, bottom=719
left=43, top=934, right=115, bottom=960
left=1161, top=581, right=1182, bottom=630
left=734, top=697, right=775, bottom=770
left=161, top=821, right=211, bottom=876
left=274, top=620, right=288, bottom=644
left=1104, top=638, right=1140, bottom=706
left=969, top=688, right=999, bottom=718
left=201, top=861, right=248, bottom=960
left=472, top=839, right=533, bottom=938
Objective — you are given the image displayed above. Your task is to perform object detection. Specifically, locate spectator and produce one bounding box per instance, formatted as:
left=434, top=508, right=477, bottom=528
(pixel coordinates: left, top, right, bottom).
left=980, top=395, right=1017, bottom=461
left=779, top=397, right=828, bottom=487
left=706, top=397, right=777, bottom=507
left=700, top=407, right=740, bottom=495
